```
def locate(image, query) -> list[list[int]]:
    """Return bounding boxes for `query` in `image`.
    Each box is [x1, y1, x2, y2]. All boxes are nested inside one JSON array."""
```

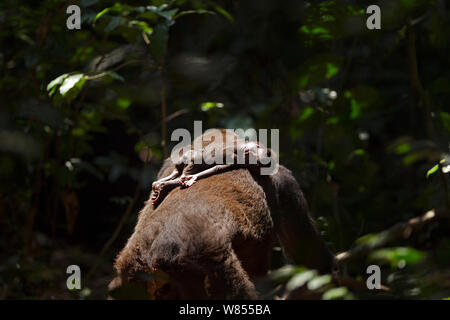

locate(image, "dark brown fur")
[[109, 131, 334, 299]]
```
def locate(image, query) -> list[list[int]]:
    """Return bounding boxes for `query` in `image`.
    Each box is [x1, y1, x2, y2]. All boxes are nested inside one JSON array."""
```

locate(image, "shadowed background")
[[0, 0, 449, 299]]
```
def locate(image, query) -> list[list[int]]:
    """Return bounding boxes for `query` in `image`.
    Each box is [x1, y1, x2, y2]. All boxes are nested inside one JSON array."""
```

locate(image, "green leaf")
[[204, 0, 233, 22], [307, 274, 332, 291], [159, 9, 179, 20], [59, 73, 85, 96], [350, 98, 360, 119], [134, 141, 148, 153], [326, 63, 339, 78], [395, 143, 411, 155], [93, 3, 134, 26], [355, 232, 388, 247], [117, 98, 131, 109], [47, 73, 69, 96], [328, 161, 335, 170], [426, 164, 439, 178], [327, 116, 339, 124], [347, 86, 379, 119], [295, 54, 343, 89], [369, 247, 426, 268], [271, 265, 303, 282], [149, 23, 169, 63], [93, 8, 110, 24], [286, 270, 317, 291], [298, 107, 314, 122], [174, 9, 216, 20], [128, 20, 153, 35], [323, 287, 349, 300], [300, 25, 334, 40], [213, 6, 233, 22]]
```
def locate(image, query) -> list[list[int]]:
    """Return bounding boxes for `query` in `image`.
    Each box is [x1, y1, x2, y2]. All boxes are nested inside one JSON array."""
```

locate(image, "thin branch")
[[165, 108, 189, 123], [336, 209, 444, 264], [85, 59, 152, 80]]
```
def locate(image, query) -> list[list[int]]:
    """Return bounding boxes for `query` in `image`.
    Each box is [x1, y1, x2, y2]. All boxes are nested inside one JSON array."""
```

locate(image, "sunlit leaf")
[[296, 54, 343, 89], [307, 274, 332, 291], [327, 116, 339, 124], [286, 270, 317, 291], [128, 20, 153, 35], [298, 107, 314, 121], [207, 1, 234, 22], [326, 63, 339, 78], [47, 73, 69, 96], [426, 164, 439, 178], [201, 102, 224, 111], [117, 98, 131, 109], [395, 143, 411, 154], [323, 287, 349, 300], [355, 232, 388, 247], [369, 247, 426, 269], [93, 8, 110, 24], [300, 25, 334, 40], [271, 265, 304, 282], [350, 99, 360, 119], [59, 73, 85, 96]]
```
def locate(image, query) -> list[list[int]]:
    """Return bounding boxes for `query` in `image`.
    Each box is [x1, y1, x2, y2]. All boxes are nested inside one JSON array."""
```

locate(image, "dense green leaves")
[[426, 164, 439, 178], [369, 247, 426, 269]]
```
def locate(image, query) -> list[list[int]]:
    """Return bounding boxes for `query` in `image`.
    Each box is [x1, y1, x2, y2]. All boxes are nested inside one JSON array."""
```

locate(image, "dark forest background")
[[0, 0, 449, 299]]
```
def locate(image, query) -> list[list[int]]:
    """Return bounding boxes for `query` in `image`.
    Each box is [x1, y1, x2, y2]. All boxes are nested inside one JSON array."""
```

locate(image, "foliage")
[[0, 0, 449, 299]]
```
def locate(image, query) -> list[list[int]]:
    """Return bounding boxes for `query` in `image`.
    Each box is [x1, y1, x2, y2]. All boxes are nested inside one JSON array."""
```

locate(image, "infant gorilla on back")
[[150, 129, 277, 207]]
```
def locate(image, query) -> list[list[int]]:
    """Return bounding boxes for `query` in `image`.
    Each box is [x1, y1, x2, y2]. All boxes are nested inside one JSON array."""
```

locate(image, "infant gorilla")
[[151, 140, 275, 207]]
